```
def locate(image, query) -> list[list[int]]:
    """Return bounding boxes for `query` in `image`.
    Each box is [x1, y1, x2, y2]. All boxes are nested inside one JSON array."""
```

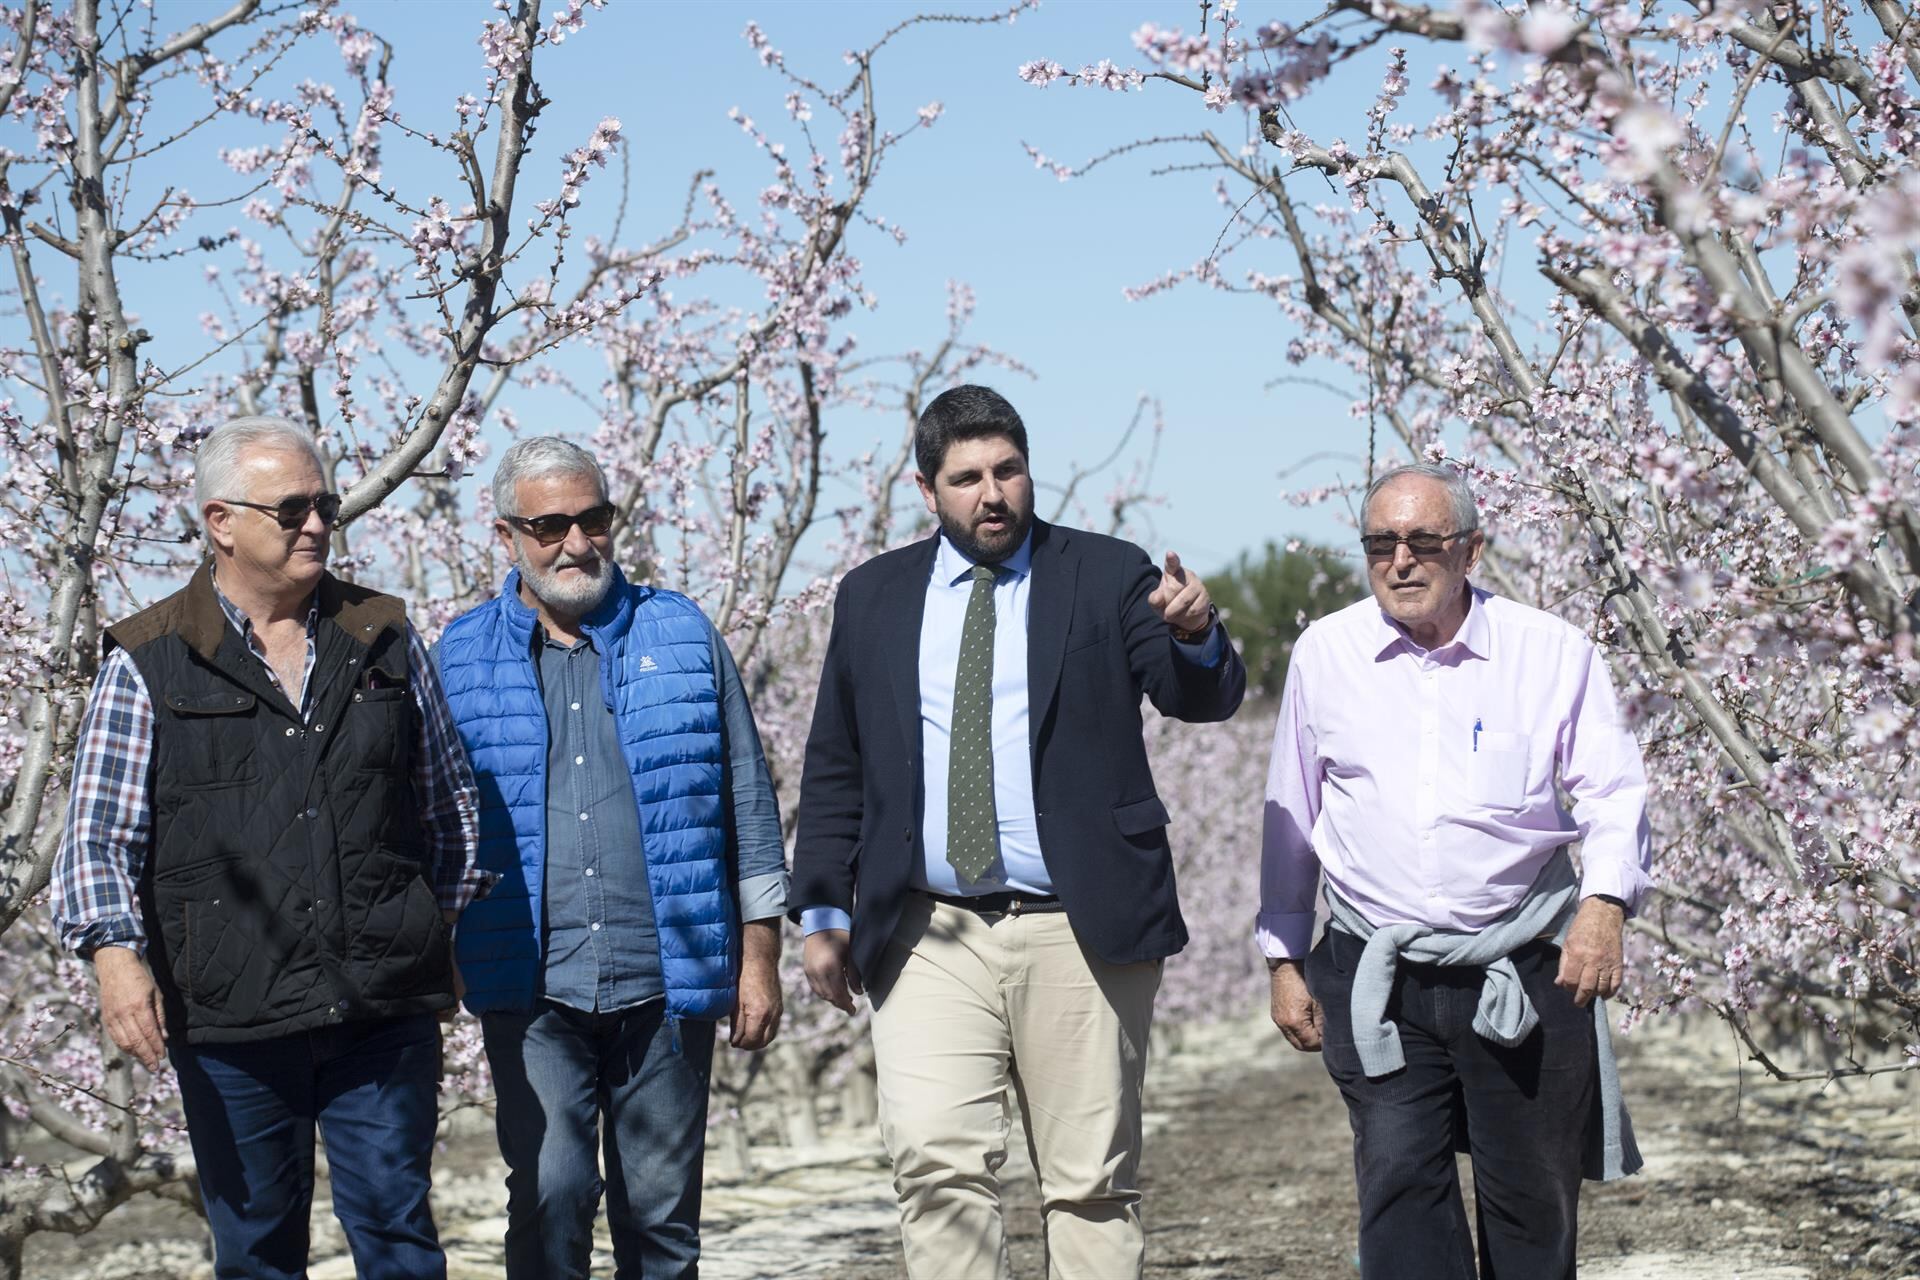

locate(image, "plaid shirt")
[[52, 583, 484, 957]]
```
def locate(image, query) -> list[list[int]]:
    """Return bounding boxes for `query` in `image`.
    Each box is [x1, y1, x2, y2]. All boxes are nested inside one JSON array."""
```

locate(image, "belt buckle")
[[1007, 896, 1023, 918]]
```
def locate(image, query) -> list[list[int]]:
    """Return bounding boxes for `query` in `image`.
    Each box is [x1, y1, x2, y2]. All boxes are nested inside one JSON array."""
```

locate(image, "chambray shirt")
[[802, 529, 1224, 935], [537, 623, 787, 1013]]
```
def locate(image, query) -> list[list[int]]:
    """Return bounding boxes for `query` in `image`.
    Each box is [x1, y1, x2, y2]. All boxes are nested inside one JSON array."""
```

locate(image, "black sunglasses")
[[504, 502, 617, 546], [221, 492, 342, 530], [1359, 529, 1471, 558]]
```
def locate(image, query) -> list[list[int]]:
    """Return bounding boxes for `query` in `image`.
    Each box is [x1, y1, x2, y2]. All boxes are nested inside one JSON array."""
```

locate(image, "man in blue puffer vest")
[[437, 437, 788, 1280]]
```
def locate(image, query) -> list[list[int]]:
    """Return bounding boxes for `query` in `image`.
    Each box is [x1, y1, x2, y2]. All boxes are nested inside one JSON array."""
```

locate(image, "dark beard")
[[938, 505, 1032, 566]]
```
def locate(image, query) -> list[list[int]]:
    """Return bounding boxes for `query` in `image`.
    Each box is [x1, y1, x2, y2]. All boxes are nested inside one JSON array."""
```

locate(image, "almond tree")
[[0, 1, 599, 1258], [0, 0, 1029, 1263], [1025, 0, 1920, 1079]]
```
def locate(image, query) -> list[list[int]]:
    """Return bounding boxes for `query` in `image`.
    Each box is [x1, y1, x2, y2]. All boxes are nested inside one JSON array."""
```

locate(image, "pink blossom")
[[1017, 59, 1065, 86]]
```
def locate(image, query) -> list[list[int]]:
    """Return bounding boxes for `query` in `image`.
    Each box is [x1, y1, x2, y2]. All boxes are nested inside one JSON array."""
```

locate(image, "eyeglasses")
[[220, 492, 342, 530], [1359, 529, 1472, 558], [503, 503, 617, 546]]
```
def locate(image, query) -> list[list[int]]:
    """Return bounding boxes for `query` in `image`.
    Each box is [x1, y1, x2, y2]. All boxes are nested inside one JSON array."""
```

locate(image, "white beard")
[[518, 548, 614, 614]]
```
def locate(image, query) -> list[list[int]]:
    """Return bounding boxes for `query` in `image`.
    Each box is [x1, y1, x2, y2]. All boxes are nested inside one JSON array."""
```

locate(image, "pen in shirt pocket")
[[1473, 717, 1481, 752]]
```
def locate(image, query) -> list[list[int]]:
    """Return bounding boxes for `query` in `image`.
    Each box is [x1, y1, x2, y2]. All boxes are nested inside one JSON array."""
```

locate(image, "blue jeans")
[[481, 999, 716, 1280], [1308, 930, 1595, 1280], [169, 1013, 444, 1280]]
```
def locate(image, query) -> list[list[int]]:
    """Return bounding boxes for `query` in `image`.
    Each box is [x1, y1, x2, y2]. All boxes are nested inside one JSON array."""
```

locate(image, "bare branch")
[[338, 0, 546, 524]]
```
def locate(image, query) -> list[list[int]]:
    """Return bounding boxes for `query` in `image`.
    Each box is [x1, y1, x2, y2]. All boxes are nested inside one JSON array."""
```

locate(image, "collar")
[[209, 569, 319, 643], [1371, 582, 1493, 661], [934, 525, 1035, 587], [534, 621, 601, 654]]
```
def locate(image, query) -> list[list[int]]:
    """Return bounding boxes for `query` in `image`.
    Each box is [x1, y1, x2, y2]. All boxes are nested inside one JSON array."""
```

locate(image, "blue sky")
[[15, 1, 1404, 575], [432, 0, 1381, 570]]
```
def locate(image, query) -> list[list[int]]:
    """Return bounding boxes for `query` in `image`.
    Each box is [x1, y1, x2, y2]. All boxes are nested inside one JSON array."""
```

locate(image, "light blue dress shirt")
[[802, 529, 1223, 935]]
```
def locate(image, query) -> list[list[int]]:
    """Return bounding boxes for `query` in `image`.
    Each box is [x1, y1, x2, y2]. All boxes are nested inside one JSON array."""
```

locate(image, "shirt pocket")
[[1468, 730, 1530, 810]]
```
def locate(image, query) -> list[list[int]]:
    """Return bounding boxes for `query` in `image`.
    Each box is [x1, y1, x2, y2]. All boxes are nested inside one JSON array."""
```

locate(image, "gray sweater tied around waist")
[[1324, 846, 1642, 1182]]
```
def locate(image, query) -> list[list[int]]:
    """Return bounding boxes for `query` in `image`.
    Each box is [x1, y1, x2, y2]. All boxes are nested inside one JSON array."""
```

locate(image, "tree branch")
[[338, 0, 545, 524]]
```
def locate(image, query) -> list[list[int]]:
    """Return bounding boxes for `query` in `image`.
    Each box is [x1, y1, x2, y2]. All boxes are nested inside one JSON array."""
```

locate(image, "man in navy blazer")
[[793, 385, 1246, 1278]]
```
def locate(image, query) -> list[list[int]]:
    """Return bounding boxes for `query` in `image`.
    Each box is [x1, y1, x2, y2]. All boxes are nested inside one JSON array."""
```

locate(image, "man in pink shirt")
[[1263, 462, 1650, 1280]]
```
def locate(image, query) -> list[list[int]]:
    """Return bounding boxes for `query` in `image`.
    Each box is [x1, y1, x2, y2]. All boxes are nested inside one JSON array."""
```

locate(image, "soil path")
[[24, 1019, 1920, 1279], [746, 1019, 1920, 1280]]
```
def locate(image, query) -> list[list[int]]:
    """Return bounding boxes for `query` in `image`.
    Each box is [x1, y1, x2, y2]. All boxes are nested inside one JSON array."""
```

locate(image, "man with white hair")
[[1262, 461, 1650, 1279], [436, 436, 787, 1280], [52, 415, 483, 1279]]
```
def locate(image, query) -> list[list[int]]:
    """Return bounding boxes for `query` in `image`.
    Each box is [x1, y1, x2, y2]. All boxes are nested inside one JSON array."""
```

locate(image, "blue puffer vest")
[[437, 568, 736, 1020]]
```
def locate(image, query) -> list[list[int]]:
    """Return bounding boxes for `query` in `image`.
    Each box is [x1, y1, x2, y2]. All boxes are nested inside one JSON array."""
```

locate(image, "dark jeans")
[[169, 1013, 444, 1280], [481, 999, 716, 1280], [1308, 929, 1595, 1280]]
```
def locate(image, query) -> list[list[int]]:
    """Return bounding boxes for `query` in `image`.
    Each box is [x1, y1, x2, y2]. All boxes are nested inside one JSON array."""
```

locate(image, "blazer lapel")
[[1025, 519, 1075, 748], [887, 533, 940, 755]]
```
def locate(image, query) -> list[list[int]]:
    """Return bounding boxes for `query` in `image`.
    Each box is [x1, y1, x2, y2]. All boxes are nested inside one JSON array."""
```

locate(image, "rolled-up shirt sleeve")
[[409, 625, 487, 914], [1557, 637, 1653, 912], [53, 650, 156, 957], [713, 628, 789, 923], [1257, 632, 1324, 959]]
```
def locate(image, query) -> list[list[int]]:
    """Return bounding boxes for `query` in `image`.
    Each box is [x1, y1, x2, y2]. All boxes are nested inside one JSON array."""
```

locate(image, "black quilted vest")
[[107, 565, 454, 1044]]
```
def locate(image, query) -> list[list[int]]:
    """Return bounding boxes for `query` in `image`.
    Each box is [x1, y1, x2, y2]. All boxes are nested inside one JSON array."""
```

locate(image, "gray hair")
[[1360, 462, 1479, 533], [491, 436, 609, 518], [193, 416, 327, 523]]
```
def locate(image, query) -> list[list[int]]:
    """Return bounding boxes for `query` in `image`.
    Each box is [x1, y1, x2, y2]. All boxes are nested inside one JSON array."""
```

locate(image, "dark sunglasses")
[[504, 502, 617, 546], [1359, 529, 1470, 558], [221, 492, 342, 530]]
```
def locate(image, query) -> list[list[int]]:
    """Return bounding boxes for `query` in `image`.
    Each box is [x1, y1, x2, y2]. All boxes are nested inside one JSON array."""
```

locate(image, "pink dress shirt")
[[1258, 585, 1651, 959]]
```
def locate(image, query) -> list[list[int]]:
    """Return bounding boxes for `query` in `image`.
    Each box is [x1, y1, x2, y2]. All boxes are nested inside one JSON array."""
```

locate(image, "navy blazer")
[[791, 519, 1247, 990]]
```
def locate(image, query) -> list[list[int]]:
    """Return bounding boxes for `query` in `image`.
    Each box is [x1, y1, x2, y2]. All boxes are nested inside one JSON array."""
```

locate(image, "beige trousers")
[[870, 896, 1162, 1279]]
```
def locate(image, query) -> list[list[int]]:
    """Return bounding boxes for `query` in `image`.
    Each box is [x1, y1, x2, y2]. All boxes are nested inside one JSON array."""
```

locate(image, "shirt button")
[[590, 922, 602, 931], [313, 723, 326, 733], [304, 807, 319, 820], [575, 755, 585, 765], [1428, 889, 1441, 899], [571, 701, 581, 711], [285, 727, 297, 738], [579, 812, 589, 821], [313, 898, 327, 910], [585, 868, 596, 877]]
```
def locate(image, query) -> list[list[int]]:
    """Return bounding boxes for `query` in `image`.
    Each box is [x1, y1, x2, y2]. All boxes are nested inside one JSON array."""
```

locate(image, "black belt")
[[922, 890, 1064, 917]]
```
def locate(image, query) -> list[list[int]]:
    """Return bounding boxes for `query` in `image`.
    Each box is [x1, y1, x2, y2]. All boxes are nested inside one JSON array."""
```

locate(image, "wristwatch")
[[1170, 604, 1218, 645]]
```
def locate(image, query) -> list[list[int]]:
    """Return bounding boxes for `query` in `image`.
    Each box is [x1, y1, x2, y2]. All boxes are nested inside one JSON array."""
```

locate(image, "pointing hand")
[[1147, 551, 1212, 637]]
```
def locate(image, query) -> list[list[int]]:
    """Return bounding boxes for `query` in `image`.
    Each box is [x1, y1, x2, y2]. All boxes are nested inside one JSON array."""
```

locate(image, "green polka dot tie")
[[947, 563, 1001, 883]]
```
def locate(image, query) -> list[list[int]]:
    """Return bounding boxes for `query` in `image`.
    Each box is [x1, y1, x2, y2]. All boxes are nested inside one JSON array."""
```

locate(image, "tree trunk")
[[712, 1105, 754, 1179], [775, 1043, 821, 1149], [841, 1035, 878, 1128]]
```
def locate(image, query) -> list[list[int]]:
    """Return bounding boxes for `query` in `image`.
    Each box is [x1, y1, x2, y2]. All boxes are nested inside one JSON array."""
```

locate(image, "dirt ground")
[[821, 1018, 1920, 1280], [24, 1016, 1920, 1279]]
